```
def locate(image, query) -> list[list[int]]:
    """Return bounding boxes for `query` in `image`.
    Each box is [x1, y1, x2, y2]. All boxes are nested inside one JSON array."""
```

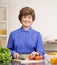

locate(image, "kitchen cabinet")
[[0, 5, 8, 47]]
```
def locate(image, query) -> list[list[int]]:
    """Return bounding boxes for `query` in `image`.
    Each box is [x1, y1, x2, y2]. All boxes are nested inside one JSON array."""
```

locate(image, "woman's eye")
[[23, 16, 26, 18], [28, 17, 31, 19]]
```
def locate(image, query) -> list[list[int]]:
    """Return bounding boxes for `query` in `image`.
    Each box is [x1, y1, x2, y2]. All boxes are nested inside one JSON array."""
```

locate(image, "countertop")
[[0, 60, 54, 65]]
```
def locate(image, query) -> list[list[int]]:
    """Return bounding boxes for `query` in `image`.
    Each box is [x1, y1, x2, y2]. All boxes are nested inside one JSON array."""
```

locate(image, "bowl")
[[44, 52, 57, 62]]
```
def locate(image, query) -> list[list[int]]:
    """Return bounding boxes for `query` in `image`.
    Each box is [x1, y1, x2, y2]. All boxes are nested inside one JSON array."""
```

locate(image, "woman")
[[7, 7, 45, 59]]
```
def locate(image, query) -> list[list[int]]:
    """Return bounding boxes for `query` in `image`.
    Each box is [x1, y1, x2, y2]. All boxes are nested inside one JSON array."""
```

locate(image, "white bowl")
[[44, 54, 57, 62]]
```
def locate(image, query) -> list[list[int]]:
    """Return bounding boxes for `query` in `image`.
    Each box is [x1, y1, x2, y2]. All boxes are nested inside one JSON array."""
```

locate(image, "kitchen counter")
[[0, 60, 54, 65]]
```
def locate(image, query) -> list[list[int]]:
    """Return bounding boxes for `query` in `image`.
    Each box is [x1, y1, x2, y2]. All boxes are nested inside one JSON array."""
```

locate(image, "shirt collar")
[[20, 26, 32, 32]]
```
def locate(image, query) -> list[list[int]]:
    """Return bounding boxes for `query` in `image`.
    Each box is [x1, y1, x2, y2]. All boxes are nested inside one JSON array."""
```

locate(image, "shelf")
[[0, 20, 7, 23], [44, 40, 57, 44], [0, 6, 7, 20], [0, 35, 7, 37], [44, 50, 57, 53]]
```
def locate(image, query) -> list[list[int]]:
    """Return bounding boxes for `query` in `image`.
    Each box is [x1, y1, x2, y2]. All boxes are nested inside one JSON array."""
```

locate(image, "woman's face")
[[21, 15, 33, 28]]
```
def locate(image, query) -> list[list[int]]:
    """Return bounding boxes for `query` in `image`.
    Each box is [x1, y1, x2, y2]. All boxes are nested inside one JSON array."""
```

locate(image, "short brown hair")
[[18, 7, 35, 22]]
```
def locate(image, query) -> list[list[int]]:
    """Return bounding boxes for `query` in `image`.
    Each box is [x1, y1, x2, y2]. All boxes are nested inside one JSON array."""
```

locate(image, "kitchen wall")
[[10, 0, 57, 41], [0, 0, 57, 40], [0, 0, 57, 51]]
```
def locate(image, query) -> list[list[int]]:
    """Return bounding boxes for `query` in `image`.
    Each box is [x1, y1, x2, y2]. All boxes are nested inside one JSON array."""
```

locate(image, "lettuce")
[[0, 47, 12, 63]]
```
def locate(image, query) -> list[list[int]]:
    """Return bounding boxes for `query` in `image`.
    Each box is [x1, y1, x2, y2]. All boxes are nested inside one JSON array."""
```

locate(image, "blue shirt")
[[7, 26, 45, 58]]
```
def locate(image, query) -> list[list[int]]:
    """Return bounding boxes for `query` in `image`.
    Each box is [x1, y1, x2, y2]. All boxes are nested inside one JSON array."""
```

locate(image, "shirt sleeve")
[[36, 32, 45, 59], [7, 32, 16, 56]]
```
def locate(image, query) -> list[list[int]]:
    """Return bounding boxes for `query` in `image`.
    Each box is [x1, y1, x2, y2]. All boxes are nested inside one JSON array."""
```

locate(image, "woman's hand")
[[30, 51, 39, 58], [13, 52, 20, 59]]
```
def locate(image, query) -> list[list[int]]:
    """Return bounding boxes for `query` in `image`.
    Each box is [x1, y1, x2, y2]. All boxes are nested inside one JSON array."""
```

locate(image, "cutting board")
[[13, 59, 45, 64]]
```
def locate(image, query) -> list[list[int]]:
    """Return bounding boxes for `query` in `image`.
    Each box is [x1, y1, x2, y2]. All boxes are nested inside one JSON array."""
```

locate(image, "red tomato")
[[34, 55, 42, 60], [29, 55, 33, 60]]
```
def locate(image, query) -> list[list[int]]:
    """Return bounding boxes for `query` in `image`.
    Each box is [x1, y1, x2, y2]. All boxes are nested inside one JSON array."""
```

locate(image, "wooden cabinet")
[[0, 5, 8, 47]]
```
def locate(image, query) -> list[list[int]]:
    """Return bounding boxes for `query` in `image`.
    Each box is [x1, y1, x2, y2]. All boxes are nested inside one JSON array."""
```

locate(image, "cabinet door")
[[0, 5, 8, 47]]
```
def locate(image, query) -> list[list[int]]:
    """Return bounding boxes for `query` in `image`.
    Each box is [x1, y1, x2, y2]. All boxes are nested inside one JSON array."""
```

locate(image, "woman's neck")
[[22, 26, 30, 31]]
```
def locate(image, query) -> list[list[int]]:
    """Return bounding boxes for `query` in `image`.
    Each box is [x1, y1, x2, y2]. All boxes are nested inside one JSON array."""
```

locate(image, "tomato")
[[29, 55, 42, 60], [29, 55, 33, 60], [34, 55, 42, 60]]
